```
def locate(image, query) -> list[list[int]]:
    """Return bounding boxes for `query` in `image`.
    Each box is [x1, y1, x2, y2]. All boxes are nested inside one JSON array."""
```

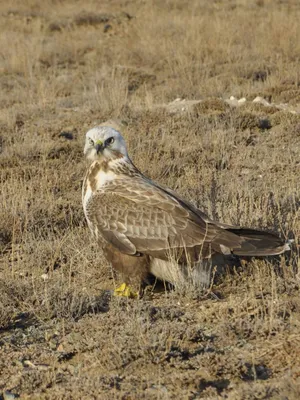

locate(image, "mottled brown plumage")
[[82, 126, 290, 289]]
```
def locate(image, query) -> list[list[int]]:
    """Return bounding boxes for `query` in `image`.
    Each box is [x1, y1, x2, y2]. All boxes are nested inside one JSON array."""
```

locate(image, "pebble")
[[253, 96, 270, 106], [41, 273, 49, 281]]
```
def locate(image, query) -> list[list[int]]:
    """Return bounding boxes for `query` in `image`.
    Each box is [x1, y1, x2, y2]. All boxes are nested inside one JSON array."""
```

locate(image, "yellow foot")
[[113, 283, 139, 299]]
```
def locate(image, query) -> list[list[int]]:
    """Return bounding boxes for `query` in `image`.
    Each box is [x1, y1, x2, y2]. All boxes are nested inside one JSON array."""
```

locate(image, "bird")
[[82, 126, 291, 297]]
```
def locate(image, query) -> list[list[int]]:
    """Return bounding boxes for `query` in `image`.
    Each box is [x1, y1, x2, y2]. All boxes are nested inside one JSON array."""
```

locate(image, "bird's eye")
[[89, 138, 94, 146], [105, 137, 114, 146]]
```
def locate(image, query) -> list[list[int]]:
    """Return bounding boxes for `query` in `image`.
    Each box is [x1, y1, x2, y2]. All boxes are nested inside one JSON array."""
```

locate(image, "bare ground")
[[0, 0, 300, 399]]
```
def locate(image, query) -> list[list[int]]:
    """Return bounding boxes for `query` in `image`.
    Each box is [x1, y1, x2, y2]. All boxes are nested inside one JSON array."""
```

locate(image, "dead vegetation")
[[0, 0, 299, 398]]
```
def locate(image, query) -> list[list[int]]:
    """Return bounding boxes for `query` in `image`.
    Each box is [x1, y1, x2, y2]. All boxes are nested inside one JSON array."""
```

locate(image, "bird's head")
[[84, 126, 129, 162]]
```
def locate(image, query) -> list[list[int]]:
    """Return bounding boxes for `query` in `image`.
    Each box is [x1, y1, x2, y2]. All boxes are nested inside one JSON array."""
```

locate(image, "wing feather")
[[84, 161, 288, 261], [85, 176, 230, 258]]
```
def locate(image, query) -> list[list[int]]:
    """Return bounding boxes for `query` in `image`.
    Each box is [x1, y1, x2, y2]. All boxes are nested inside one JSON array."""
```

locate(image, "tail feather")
[[225, 227, 290, 256]]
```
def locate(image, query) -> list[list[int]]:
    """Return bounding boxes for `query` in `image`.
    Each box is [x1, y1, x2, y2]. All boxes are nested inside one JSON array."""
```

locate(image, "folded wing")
[[85, 177, 252, 260]]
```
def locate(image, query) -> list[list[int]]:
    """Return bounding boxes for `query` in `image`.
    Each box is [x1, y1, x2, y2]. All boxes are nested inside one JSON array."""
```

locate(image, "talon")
[[113, 283, 139, 298]]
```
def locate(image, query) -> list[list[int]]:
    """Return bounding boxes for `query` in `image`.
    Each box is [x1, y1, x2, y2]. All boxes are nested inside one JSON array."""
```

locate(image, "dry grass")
[[0, 0, 300, 398]]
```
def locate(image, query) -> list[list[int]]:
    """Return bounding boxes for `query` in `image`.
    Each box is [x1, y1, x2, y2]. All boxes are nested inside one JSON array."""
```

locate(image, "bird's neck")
[[87, 155, 139, 185]]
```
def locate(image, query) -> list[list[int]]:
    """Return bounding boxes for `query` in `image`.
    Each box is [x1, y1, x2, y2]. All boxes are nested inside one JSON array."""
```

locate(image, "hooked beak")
[[95, 140, 104, 154]]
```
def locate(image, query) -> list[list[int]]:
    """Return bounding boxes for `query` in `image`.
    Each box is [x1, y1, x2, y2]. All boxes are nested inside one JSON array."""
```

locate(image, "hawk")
[[82, 126, 290, 297]]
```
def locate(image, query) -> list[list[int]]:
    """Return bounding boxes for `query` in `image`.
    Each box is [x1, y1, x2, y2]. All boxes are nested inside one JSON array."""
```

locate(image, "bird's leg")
[[113, 283, 139, 298]]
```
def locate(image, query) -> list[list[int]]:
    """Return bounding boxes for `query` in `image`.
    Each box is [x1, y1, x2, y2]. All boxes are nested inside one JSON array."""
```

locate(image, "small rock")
[[277, 103, 289, 110], [41, 273, 49, 281], [225, 96, 239, 106], [253, 96, 270, 106], [23, 360, 36, 368], [57, 343, 64, 352]]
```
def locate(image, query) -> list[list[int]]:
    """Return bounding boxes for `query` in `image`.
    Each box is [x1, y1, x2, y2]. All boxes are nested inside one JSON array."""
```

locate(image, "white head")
[[84, 126, 129, 162]]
